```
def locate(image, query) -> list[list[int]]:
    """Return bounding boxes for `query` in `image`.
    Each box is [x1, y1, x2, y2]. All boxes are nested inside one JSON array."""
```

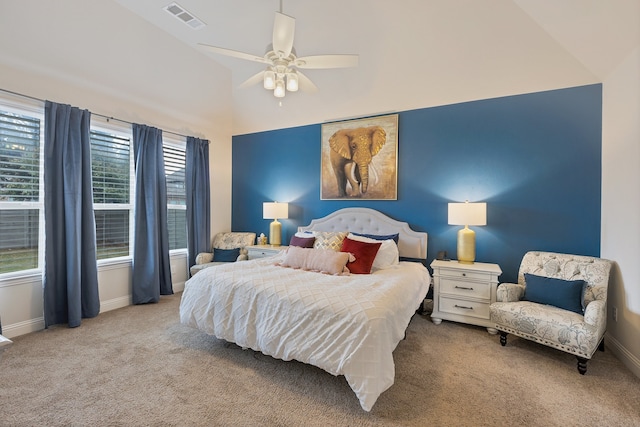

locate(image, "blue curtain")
[[186, 137, 210, 274], [132, 124, 173, 304], [43, 101, 100, 328]]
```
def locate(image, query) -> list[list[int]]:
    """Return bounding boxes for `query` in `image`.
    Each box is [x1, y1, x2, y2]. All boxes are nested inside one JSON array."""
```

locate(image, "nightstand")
[[430, 259, 502, 333], [247, 245, 288, 260]]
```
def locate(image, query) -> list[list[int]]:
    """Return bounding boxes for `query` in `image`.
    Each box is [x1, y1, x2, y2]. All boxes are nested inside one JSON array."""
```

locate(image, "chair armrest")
[[584, 299, 606, 327], [496, 283, 525, 302], [195, 252, 214, 265]]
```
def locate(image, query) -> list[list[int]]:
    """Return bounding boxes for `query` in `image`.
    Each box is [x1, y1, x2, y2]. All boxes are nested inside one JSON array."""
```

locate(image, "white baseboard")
[[606, 332, 640, 378], [2, 317, 45, 339], [100, 295, 132, 313]]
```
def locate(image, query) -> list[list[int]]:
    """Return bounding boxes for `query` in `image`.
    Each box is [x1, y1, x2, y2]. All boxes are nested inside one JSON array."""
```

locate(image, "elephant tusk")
[[350, 162, 358, 187]]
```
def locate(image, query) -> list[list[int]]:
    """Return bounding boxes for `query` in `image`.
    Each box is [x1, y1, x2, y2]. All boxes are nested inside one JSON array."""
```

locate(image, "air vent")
[[164, 2, 205, 30]]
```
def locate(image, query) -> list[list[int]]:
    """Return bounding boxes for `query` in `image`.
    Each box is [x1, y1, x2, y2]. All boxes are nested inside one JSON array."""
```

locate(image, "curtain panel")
[[43, 101, 100, 328], [132, 124, 173, 303], [186, 136, 210, 274]]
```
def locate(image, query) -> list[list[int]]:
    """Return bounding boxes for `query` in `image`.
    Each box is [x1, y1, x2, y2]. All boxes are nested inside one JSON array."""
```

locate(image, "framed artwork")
[[321, 113, 398, 200]]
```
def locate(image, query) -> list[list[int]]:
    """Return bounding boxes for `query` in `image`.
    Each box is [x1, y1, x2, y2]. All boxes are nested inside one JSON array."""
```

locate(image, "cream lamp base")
[[457, 225, 476, 264], [269, 219, 282, 246]]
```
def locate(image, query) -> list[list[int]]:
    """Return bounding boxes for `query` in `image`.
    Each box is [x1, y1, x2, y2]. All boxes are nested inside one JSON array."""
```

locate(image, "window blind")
[[164, 143, 187, 250], [90, 130, 132, 260], [0, 109, 41, 274], [0, 111, 40, 202]]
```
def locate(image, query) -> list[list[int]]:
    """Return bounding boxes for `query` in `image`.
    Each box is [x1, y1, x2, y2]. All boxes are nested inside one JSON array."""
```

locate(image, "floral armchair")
[[489, 251, 613, 374], [190, 232, 256, 276]]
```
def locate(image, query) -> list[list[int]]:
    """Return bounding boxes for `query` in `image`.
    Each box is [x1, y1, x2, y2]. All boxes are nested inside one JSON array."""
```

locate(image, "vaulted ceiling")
[[1, 1, 637, 136], [114, 0, 638, 135]]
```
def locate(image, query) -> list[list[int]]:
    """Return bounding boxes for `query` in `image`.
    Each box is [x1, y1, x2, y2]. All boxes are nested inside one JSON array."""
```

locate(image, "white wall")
[[0, 0, 233, 338], [601, 46, 640, 376]]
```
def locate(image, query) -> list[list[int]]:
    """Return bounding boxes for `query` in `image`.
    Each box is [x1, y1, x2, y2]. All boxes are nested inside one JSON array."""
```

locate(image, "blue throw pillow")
[[523, 273, 586, 314], [351, 232, 399, 244], [213, 247, 241, 262]]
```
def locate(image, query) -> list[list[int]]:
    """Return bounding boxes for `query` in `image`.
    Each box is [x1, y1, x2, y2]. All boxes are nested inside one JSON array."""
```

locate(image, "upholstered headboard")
[[298, 208, 428, 259]]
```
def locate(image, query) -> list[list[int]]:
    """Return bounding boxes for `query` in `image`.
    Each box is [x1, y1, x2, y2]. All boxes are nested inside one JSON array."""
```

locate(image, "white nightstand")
[[430, 259, 502, 333], [247, 245, 288, 260]]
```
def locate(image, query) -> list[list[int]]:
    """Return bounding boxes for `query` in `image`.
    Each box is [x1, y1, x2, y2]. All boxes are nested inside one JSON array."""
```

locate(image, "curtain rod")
[[0, 87, 198, 140]]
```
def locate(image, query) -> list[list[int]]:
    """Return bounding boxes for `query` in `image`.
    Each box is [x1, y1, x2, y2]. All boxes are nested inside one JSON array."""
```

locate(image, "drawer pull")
[[455, 285, 474, 291], [454, 304, 474, 310]]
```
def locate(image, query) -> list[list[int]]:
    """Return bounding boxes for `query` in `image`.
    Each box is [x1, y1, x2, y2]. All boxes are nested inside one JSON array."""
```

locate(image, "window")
[[163, 139, 187, 251], [90, 126, 133, 261], [0, 106, 43, 275]]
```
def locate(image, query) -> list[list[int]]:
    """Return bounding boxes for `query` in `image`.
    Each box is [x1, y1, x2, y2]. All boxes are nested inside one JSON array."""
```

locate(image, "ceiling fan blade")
[[198, 43, 268, 64], [297, 71, 318, 93], [238, 70, 265, 89], [295, 54, 359, 69], [272, 12, 295, 57]]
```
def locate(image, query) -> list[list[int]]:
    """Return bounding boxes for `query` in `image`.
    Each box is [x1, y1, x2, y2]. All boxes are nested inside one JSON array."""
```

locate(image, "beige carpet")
[[1, 293, 639, 427]]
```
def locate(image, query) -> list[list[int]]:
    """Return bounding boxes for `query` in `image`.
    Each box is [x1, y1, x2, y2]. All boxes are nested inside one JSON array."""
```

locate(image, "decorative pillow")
[[289, 235, 316, 248], [279, 246, 353, 275], [523, 273, 586, 314], [351, 232, 400, 245], [347, 233, 399, 270], [213, 247, 241, 262], [341, 237, 382, 274], [313, 231, 348, 251]]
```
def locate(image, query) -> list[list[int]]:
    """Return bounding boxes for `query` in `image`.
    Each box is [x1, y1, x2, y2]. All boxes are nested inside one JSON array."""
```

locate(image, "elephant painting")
[[320, 113, 398, 200], [329, 125, 387, 197]]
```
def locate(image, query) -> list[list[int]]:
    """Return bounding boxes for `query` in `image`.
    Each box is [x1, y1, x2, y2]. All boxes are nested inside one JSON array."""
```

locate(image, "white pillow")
[[347, 233, 399, 270], [295, 230, 316, 238]]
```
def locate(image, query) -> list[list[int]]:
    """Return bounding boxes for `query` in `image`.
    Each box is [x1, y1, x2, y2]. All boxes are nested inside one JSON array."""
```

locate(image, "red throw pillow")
[[340, 237, 382, 274]]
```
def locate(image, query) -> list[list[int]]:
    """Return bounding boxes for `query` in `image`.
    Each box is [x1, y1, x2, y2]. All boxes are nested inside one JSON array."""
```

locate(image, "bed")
[[179, 207, 430, 411]]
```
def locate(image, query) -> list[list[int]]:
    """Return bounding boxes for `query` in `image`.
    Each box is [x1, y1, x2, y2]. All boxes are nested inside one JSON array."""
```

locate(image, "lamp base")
[[269, 219, 282, 246], [457, 226, 476, 264]]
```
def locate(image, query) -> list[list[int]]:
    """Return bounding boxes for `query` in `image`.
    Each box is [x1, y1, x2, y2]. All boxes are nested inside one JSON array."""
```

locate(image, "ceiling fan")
[[198, 1, 359, 99]]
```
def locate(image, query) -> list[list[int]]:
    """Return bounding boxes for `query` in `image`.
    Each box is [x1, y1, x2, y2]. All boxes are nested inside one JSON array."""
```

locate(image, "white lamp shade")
[[286, 71, 299, 92], [448, 202, 487, 226], [263, 202, 289, 220], [263, 69, 275, 90], [274, 79, 285, 98]]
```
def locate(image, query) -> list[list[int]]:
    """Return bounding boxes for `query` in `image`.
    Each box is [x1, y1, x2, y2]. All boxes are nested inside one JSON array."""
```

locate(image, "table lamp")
[[448, 201, 486, 264], [263, 202, 288, 246]]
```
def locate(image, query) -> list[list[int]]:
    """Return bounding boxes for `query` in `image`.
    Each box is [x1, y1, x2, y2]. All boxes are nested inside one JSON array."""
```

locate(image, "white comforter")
[[179, 253, 431, 411]]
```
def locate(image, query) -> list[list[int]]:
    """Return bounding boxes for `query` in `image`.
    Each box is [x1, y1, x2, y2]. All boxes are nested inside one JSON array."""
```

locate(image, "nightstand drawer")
[[438, 268, 489, 281], [438, 296, 490, 320], [248, 249, 276, 259], [247, 245, 287, 260], [440, 278, 490, 299]]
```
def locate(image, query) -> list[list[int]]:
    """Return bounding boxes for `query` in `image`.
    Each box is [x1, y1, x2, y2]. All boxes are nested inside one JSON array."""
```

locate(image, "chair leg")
[[499, 331, 508, 346], [598, 339, 605, 352], [577, 357, 588, 375]]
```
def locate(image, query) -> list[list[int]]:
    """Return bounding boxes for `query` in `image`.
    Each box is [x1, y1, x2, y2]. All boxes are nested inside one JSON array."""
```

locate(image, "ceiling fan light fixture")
[[274, 78, 286, 98], [286, 71, 298, 92], [199, 5, 359, 100], [263, 69, 276, 90]]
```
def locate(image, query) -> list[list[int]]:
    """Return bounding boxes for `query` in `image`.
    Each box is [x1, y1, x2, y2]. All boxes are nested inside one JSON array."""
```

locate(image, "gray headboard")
[[298, 207, 428, 259]]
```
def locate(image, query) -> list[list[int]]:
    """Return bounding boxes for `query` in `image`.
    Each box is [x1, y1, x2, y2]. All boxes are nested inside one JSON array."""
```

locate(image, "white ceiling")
[[3, 1, 638, 136]]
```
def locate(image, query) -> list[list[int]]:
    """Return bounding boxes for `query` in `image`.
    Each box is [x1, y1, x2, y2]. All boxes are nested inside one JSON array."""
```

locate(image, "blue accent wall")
[[232, 84, 602, 282]]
